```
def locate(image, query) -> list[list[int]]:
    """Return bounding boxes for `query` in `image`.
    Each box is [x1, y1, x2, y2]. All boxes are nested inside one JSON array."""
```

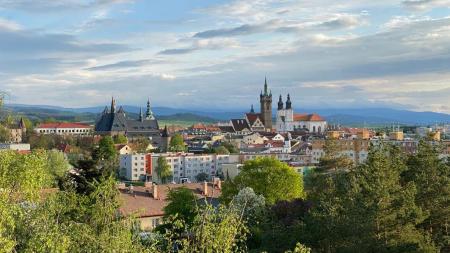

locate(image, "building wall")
[[0, 143, 31, 151], [242, 133, 265, 145], [139, 216, 163, 231], [35, 127, 91, 136], [120, 154, 147, 181], [276, 109, 326, 133]]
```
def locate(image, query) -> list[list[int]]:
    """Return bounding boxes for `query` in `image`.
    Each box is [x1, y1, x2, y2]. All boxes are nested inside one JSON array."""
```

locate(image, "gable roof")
[[245, 113, 262, 126], [37, 122, 91, 129], [293, 113, 325, 122], [119, 183, 221, 218], [95, 111, 159, 133], [231, 119, 251, 132]]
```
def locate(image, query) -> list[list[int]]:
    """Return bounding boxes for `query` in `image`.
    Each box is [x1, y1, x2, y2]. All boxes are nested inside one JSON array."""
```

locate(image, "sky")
[[0, 0, 450, 113]]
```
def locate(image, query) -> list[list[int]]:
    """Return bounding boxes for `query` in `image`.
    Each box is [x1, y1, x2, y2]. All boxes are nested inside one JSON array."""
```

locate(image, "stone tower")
[[161, 125, 171, 152], [260, 77, 272, 130]]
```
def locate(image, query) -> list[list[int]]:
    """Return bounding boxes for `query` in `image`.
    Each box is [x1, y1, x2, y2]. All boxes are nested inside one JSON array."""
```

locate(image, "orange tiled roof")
[[119, 183, 221, 218], [293, 113, 325, 122], [245, 113, 261, 125], [36, 122, 91, 129]]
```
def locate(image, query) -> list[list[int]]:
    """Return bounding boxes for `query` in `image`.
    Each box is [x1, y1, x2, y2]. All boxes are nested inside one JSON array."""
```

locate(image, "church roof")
[[95, 110, 159, 133], [218, 126, 235, 133], [231, 119, 251, 132], [245, 113, 262, 125], [293, 113, 325, 122]]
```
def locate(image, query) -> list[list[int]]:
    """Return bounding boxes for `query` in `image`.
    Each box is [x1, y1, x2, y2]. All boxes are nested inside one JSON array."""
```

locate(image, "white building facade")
[[35, 123, 92, 136], [275, 94, 327, 134]]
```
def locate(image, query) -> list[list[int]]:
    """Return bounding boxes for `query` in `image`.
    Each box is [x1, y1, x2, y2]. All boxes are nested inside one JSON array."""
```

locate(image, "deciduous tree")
[[156, 156, 172, 184], [169, 133, 186, 152], [221, 157, 304, 205]]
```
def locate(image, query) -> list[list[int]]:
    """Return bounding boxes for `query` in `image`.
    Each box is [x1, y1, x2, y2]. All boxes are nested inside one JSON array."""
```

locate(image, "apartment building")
[[120, 153, 240, 183], [311, 139, 370, 164], [119, 153, 152, 181], [35, 122, 92, 136]]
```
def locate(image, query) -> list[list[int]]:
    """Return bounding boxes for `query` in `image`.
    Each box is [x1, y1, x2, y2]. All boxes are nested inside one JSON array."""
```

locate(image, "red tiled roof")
[[36, 122, 91, 129], [265, 140, 285, 148], [192, 123, 206, 129], [293, 113, 325, 122], [119, 183, 221, 218], [245, 113, 261, 125], [191, 124, 220, 132]]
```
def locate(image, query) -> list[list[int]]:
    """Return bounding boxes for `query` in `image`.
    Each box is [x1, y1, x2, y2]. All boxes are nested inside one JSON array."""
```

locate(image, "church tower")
[[260, 77, 272, 130]]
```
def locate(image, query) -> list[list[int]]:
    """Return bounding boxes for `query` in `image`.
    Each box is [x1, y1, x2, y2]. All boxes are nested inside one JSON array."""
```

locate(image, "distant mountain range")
[[4, 104, 450, 126]]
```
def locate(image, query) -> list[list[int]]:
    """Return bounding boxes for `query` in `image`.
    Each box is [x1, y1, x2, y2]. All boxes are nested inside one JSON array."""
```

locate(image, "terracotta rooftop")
[[119, 182, 222, 218], [245, 113, 261, 125], [36, 122, 92, 129], [293, 113, 325, 122]]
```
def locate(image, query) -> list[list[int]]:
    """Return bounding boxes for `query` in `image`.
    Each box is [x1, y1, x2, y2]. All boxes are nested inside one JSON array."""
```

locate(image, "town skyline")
[[1, 1, 450, 113]]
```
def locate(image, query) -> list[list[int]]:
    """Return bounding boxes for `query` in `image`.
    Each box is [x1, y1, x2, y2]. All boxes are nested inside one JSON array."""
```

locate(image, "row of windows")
[[39, 129, 90, 133]]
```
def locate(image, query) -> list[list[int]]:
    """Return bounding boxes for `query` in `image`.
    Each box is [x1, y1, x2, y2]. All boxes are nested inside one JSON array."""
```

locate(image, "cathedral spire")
[[118, 106, 125, 114], [139, 107, 144, 121], [250, 104, 255, 113], [110, 97, 116, 113], [146, 98, 155, 120], [286, 93, 292, 110], [18, 117, 26, 129], [264, 76, 268, 96], [278, 95, 284, 110], [162, 125, 169, 137]]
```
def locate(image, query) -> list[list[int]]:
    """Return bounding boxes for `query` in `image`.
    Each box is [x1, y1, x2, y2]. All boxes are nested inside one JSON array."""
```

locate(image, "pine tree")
[[306, 144, 437, 252], [404, 141, 450, 250]]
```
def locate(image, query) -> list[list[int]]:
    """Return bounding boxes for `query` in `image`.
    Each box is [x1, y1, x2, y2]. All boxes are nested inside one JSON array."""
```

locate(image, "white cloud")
[[0, 18, 21, 31], [402, 0, 450, 11]]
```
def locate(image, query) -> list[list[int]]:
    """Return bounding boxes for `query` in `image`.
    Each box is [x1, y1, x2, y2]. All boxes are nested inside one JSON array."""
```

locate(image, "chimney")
[[152, 184, 159, 200], [202, 181, 208, 196]]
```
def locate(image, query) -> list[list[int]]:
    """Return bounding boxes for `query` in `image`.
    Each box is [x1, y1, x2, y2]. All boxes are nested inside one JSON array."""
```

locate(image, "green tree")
[[130, 137, 151, 153], [0, 151, 53, 252], [195, 172, 209, 182], [163, 187, 198, 225], [214, 145, 230, 155], [305, 144, 436, 252], [404, 141, 450, 250], [231, 187, 265, 224], [94, 136, 116, 161], [113, 134, 128, 144], [185, 204, 248, 253], [21, 116, 33, 130], [46, 150, 71, 187], [68, 158, 114, 195], [286, 243, 312, 253], [0, 124, 10, 142], [221, 157, 304, 205], [156, 156, 172, 184], [169, 133, 186, 152], [222, 141, 238, 154], [316, 138, 353, 173]]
